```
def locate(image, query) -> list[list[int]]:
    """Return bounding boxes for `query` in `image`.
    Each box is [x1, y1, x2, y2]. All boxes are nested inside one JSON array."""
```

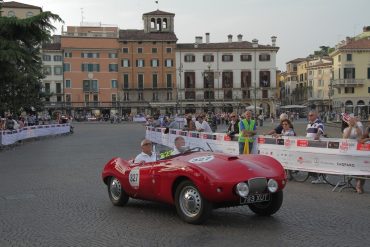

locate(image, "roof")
[[42, 43, 61, 50], [339, 37, 370, 50], [177, 41, 279, 51], [119, 29, 177, 41], [2, 1, 42, 10], [143, 9, 175, 16], [286, 58, 306, 64]]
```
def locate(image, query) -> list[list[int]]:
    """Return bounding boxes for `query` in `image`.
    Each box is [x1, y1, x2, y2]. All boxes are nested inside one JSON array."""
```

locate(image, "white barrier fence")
[[0, 124, 71, 146], [145, 127, 370, 176]]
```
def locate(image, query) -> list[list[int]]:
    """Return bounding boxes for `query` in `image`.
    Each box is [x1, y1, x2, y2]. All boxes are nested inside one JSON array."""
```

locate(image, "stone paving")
[[0, 122, 369, 247]]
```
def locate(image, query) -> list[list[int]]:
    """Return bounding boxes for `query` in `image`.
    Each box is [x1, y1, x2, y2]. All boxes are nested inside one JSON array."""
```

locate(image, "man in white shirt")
[[172, 136, 186, 155], [195, 115, 212, 133], [134, 139, 157, 163]]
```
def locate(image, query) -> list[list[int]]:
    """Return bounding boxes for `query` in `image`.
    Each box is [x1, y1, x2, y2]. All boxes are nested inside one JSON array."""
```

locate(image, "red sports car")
[[102, 149, 287, 224]]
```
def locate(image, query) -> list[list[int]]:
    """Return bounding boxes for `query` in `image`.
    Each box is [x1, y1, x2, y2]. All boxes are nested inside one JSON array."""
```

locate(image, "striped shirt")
[[306, 119, 324, 138]]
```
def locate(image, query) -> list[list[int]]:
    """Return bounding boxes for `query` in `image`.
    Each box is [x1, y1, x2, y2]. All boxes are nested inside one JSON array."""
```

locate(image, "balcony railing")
[[332, 79, 365, 87]]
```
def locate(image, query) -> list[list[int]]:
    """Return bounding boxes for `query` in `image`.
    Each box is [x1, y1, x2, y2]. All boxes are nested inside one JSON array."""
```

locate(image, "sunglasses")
[[142, 143, 152, 146], [282, 123, 289, 126]]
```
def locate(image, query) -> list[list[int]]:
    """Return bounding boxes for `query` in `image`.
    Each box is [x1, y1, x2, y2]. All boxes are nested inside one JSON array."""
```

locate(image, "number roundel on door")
[[129, 167, 140, 188]]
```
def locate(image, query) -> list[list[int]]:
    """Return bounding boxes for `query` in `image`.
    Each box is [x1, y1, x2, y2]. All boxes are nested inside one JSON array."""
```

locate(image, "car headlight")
[[267, 179, 278, 193], [235, 182, 249, 197]]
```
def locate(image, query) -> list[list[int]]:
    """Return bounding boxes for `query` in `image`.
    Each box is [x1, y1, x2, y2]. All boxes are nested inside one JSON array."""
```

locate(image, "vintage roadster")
[[102, 149, 287, 224]]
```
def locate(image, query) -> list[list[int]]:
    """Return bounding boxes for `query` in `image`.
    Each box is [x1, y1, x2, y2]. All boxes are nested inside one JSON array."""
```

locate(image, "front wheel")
[[248, 191, 283, 216], [108, 176, 129, 206], [175, 180, 212, 224]]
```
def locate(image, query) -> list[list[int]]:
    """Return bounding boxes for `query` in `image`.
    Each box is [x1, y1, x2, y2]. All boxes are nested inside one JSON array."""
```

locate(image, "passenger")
[[238, 110, 257, 154], [342, 114, 364, 194], [134, 139, 157, 163], [172, 136, 186, 155]]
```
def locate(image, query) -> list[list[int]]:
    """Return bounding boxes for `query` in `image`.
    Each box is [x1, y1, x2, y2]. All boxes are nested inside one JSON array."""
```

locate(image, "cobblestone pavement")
[[0, 122, 369, 247]]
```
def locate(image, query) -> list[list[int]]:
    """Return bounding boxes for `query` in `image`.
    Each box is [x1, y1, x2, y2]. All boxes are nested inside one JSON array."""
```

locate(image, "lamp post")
[[202, 63, 212, 112], [177, 63, 183, 114]]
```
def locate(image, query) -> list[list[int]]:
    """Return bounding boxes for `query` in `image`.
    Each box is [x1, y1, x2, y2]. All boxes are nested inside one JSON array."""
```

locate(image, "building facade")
[[1, 1, 41, 18], [330, 27, 370, 119], [282, 58, 305, 106], [176, 35, 279, 115]]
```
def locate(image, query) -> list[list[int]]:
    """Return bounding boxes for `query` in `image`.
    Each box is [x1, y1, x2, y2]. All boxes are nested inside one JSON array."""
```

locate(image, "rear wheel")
[[175, 180, 212, 224], [108, 176, 129, 206], [248, 191, 283, 216], [322, 174, 342, 187], [289, 170, 310, 182]]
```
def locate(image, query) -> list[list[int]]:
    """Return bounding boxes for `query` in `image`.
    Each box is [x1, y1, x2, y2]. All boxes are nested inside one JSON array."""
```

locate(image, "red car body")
[[102, 151, 287, 224]]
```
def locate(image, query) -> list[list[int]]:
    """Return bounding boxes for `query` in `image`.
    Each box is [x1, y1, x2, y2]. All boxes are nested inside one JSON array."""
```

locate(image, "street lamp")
[[177, 63, 183, 114], [252, 39, 258, 118], [202, 63, 213, 112]]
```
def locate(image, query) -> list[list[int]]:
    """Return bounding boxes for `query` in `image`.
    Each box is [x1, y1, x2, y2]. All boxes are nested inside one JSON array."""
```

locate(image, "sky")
[[22, 0, 370, 70]]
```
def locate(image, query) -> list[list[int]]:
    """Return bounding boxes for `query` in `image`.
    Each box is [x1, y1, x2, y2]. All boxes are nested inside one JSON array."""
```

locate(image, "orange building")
[[61, 25, 120, 117], [119, 10, 178, 115]]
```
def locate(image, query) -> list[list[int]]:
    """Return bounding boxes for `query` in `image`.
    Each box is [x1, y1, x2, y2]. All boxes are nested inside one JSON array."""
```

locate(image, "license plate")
[[240, 193, 270, 204]]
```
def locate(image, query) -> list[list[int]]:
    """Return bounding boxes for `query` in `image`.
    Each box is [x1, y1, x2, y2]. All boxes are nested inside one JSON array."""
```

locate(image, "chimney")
[[228, 34, 233, 43], [345, 36, 351, 44], [252, 39, 258, 48], [195, 36, 203, 44], [205, 33, 210, 43], [271, 36, 277, 47], [237, 34, 243, 42]]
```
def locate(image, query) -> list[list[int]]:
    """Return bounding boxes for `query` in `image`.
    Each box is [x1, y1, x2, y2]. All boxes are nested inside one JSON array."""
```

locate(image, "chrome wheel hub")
[[179, 186, 202, 217], [110, 178, 121, 200]]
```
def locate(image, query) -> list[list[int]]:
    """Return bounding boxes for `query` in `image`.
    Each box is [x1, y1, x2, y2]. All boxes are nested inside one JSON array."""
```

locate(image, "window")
[[344, 68, 355, 79], [137, 48, 143, 53], [367, 68, 370, 79], [346, 54, 352, 62], [152, 74, 158, 88], [166, 74, 172, 88], [240, 54, 252, 61], [185, 72, 195, 88], [138, 92, 144, 101], [57, 96, 62, 102], [318, 69, 322, 75], [259, 54, 271, 61], [123, 92, 129, 101], [63, 63, 71, 72], [64, 52, 72, 58], [122, 48, 129, 53], [138, 74, 144, 89], [112, 94, 117, 102], [262, 90, 268, 98], [54, 55, 62, 61], [242, 90, 251, 99], [81, 64, 100, 72], [65, 80, 71, 88], [66, 95, 71, 105], [259, 71, 270, 87], [152, 48, 157, 53], [81, 53, 99, 58], [165, 59, 173, 67], [54, 66, 63, 75], [368, 87, 370, 93], [83, 80, 98, 92], [136, 59, 145, 67], [109, 64, 118, 72], [84, 94, 89, 102], [109, 53, 118, 58], [222, 55, 233, 62], [121, 59, 130, 67], [222, 72, 233, 88], [338, 55, 341, 62], [7, 11, 15, 17], [43, 55, 51, 61], [241, 71, 251, 88], [111, 80, 118, 88], [44, 83, 50, 93], [43, 66, 52, 75], [203, 54, 214, 62], [167, 92, 172, 100], [166, 47, 172, 53], [56, 83, 62, 94], [344, 87, 354, 94], [123, 74, 129, 89], [152, 92, 159, 101], [151, 59, 159, 67], [184, 54, 195, 62], [26, 11, 34, 18]]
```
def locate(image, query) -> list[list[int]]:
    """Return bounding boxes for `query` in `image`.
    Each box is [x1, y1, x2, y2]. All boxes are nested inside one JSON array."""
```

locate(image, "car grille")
[[248, 177, 267, 194]]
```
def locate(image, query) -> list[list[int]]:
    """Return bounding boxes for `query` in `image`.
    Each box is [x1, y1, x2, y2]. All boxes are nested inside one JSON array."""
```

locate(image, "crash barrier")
[[0, 124, 71, 146], [145, 127, 370, 176], [133, 116, 146, 122]]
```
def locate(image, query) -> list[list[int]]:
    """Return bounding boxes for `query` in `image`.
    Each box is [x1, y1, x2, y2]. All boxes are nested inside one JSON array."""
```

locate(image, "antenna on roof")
[[80, 8, 85, 25], [155, 0, 159, 9]]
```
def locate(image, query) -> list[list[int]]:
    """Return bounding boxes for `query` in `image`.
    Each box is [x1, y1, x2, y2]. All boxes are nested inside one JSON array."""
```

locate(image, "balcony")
[[332, 79, 365, 87]]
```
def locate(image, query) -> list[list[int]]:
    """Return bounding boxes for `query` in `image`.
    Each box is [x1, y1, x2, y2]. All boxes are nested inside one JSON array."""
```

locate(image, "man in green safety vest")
[[238, 110, 257, 154]]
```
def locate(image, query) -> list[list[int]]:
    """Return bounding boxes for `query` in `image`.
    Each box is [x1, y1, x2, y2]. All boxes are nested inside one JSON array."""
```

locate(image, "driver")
[[172, 136, 186, 155], [134, 139, 157, 163]]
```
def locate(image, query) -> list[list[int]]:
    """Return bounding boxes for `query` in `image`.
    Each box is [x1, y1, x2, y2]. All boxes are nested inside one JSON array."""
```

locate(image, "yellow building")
[[295, 59, 309, 105], [1, 1, 42, 18], [330, 27, 370, 119]]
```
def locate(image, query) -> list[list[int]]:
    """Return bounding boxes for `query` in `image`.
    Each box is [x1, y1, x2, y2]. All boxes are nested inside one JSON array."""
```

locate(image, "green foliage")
[[0, 11, 63, 115]]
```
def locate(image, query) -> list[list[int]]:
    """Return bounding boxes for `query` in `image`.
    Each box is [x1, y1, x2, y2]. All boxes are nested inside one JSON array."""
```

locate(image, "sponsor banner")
[[0, 124, 71, 145]]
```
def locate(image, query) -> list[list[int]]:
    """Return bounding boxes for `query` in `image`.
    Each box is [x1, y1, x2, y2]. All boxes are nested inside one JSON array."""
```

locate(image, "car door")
[[126, 161, 156, 200]]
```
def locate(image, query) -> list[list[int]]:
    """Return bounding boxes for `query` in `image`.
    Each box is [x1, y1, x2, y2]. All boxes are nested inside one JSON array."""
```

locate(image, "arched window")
[[150, 18, 156, 29], [357, 100, 365, 106], [156, 18, 162, 31], [345, 100, 353, 106], [162, 18, 167, 29], [26, 11, 34, 18], [8, 11, 15, 17]]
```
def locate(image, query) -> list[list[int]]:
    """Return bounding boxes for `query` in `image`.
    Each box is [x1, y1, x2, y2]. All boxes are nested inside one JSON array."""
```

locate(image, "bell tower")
[[143, 10, 175, 33]]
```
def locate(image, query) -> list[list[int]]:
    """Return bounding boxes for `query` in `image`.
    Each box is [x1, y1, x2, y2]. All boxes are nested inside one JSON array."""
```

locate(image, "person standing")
[[238, 111, 257, 154], [195, 115, 212, 133], [226, 112, 239, 138], [306, 110, 325, 184]]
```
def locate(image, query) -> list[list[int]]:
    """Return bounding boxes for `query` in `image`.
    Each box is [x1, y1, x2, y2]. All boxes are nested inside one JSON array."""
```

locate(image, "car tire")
[[175, 180, 212, 224], [108, 176, 129, 206], [248, 191, 283, 216]]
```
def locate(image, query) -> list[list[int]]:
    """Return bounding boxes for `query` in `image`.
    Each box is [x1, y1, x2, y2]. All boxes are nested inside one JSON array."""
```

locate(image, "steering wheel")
[[183, 146, 205, 153]]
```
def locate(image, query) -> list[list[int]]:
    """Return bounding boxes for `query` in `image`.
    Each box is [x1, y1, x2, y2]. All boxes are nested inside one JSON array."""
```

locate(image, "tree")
[[0, 5, 62, 115]]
